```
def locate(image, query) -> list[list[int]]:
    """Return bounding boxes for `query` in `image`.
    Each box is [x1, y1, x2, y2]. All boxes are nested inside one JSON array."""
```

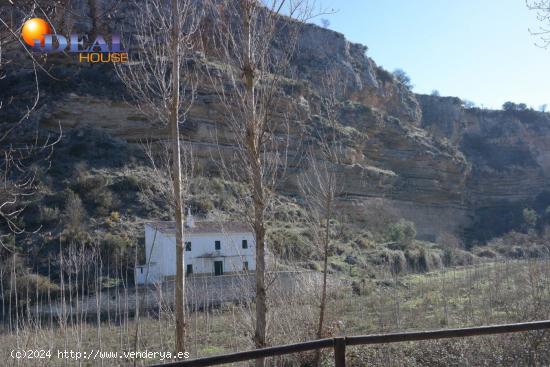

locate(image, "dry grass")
[[0, 259, 549, 366]]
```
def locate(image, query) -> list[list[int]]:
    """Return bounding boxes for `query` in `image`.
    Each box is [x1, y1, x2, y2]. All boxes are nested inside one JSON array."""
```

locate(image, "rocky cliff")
[[418, 95, 550, 241], [2, 1, 550, 244]]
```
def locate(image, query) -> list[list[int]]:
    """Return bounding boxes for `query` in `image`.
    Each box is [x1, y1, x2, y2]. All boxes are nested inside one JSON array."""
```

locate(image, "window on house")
[[243, 261, 249, 271], [215, 240, 221, 250], [186, 264, 193, 275], [242, 239, 248, 249], [140, 268, 143, 274], [185, 241, 192, 251]]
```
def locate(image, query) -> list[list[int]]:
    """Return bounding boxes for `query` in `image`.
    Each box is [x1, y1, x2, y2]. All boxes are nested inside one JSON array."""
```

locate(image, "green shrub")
[[404, 247, 442, 273], [523, 208, 538, 229], [428, 250, 443, 269], [371, 248, 406, 274], [475, 248, 497, 259], [509, 246, 525, 259], [416, 248, 429, 272], [101, 234, 131, 265], [307, 261, 321, 271], [442, 248, 475, 267], [354, 237, 372, 249], [63, 190, 85, 232], [211, 178, 225, 192], [93, 189, 114, 216], [376, 67, 394, 84], [216, 190, 235, 212], [273, 202, 308, 223], [61, 228, 92, 245], [72, 171, 116, 215], [454, 250, 475, 266], [112, 175, 141, 192], [109, 211, 121, 222], [106, 211, 121, 228], [392, 68, 413, 89], [268, 227, 315, 261], [15, 273, 60, 300], [442, 247, 453, 266], [40, 206, 59, 224], [386, 219, 417, 245], [190, 196, 214, 215], [75, 174, 108, 195], [389, 250, 406, 274]]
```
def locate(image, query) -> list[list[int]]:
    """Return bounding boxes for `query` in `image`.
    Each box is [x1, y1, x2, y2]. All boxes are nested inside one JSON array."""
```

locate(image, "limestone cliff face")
[[289, 23, 422, 124], [4, 1, 547, 242], [418, 95, 550, 241], [417, 95, 550, 204]]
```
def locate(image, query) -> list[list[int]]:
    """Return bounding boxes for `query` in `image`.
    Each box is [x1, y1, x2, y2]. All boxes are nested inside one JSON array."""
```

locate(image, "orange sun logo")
[[21, 18, 52, 47]]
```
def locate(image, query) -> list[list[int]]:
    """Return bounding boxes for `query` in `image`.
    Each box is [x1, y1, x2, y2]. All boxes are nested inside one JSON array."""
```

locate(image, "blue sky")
[[319, 0, 550, 109]]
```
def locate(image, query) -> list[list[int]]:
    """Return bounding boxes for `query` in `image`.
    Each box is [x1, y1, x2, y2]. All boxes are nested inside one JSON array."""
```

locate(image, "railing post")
[[334, 337, 346, 367]]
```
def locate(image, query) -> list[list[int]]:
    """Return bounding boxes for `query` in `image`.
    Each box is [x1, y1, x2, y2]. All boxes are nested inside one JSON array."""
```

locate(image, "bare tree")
[[205, 1, 317, 363], [527, 0, 550, 47], [392, 68, 413, 89], [115, 0, 201, 353], [299, 70, 344, 366], [142, 140, 195, 218], [0, 2, 61, 251]]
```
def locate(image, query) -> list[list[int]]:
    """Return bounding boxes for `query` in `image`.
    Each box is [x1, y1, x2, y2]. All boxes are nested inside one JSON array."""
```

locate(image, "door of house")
[[214, 261, 223, 276]]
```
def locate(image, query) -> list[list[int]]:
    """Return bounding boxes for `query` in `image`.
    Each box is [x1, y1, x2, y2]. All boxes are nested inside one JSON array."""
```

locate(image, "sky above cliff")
[[321, 0, 550, 110]]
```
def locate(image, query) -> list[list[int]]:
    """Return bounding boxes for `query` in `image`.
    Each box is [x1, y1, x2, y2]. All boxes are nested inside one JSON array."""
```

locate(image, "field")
[[1, 259, 549, 366]]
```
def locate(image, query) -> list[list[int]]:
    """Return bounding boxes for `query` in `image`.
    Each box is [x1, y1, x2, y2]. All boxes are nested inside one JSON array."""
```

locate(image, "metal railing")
[[151, 320, 550, 367]]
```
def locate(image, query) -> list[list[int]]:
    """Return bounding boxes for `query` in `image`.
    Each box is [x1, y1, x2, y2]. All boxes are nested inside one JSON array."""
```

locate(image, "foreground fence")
[[151, 320, 550, 367]]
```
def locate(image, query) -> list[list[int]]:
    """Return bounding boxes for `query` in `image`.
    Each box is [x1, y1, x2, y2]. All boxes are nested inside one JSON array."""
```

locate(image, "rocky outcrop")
[[418, 95, 550, 241], [417, 95, 550, 204], [289, 23, 421, 123]]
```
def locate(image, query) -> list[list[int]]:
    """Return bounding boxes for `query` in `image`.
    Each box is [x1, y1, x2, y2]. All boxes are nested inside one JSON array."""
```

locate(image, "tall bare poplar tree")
[[207, 1, 316, 364], [299, 70, 344, 366], [115, 0, 201, 353]]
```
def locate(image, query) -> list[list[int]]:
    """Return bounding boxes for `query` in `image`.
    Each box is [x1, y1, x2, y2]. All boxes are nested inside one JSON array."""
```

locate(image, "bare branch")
[[527, 0, 550, 48]]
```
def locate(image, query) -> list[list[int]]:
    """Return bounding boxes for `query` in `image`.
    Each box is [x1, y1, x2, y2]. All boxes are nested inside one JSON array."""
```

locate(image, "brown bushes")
[[404, 247, 443, 273], [474, 247, 498, 259], [372, 245, 447, 274], [14, 274, 60, 300]]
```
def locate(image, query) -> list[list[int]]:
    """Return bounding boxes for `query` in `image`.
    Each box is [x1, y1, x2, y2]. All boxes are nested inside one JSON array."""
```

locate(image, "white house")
[[135, 213, 255, 285]]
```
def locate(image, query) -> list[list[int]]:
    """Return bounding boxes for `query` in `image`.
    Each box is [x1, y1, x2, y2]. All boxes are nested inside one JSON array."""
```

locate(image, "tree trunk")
[[240, 3, 267, 365], [314, 200, 331, 366], [253, 166, 267, 367], [171, 0, 186, 354], [247, 96, 267, 366]]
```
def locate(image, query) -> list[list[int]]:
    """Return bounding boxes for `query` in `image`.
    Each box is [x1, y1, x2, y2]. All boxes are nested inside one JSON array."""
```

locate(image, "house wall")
[[183, 231, 256, 275], [137, 224, 256, 284], [136, 225, 170, 284]]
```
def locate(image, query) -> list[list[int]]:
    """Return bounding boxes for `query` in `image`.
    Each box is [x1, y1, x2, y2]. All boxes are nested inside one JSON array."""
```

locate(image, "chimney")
[[185, 207, 195, 228]]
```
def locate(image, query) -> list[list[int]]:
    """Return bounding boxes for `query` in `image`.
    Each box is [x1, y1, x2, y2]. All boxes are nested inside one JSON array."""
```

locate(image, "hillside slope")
[[2, 0, 550, 247]]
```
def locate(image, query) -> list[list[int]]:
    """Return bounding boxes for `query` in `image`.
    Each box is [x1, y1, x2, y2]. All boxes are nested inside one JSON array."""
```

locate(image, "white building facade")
[[135, 217, 255, 285]]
